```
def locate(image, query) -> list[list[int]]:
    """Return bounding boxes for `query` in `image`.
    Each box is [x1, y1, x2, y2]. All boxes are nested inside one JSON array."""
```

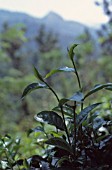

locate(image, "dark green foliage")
[[35, 111, 65, 130], [84, 83, 112, 99], [33, 66, 44, 82], [14, 43, 112, 169], [21, 82, 48, 99], [46, 137, 73, 153], [76, 103, 102, 126], [0, 13, 112, 169]]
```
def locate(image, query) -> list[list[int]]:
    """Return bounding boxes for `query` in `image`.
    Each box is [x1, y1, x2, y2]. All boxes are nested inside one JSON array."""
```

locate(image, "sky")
[[0, 0, 108, 26]]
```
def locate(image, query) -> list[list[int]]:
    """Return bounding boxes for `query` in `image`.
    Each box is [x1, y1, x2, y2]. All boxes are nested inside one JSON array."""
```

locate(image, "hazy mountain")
[[0, 10, 98, 51]]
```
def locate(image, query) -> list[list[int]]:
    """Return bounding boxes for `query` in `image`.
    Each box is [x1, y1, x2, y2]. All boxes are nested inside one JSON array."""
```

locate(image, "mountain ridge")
[[0, 9, 98, 51]]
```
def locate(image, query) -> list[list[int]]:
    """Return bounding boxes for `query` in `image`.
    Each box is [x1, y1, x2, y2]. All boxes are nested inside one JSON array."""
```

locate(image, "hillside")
[[0, 10, 98, 51]]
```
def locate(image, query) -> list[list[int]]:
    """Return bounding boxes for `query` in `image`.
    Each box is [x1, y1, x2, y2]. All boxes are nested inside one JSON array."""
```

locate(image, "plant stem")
[[71, 57, 83, 146], [71, 58, 83, 110], [72, 59, 82, 92], [43, 80, 71, 145], [73, 101, 77, 157], [60, 105, 71, 145]]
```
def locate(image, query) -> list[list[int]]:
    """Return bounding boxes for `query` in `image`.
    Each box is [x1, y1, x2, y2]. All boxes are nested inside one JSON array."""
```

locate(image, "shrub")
[[0, 44, 112, 169]]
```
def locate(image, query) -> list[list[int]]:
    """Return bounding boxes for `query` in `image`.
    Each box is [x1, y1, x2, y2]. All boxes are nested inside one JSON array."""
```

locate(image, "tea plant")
[[0, 44, 112, 170], [0, 135, 22, 169], [21, 44, 112, 169]]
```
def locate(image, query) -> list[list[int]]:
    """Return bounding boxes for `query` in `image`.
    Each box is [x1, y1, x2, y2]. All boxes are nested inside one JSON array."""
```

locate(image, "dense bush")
[[0, 44, 111, 170]]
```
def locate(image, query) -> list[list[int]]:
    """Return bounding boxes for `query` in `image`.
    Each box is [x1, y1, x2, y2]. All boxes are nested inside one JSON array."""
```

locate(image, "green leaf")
[[77, 103, 102, 126], [27, 126, 44, 136], [69, 91, 84, 102], [68, 44, 79, 61], [34, 111, 65, 130], [49, 131, 65, 138], [93, 117, 105, 130], [99, 136, 112, 149], [59, 98, 69, 106], [55, 156, 69, 167], [84, 83, 112, 99], [105, 86, 112, 91], [59, 92, 84, 106], [45, 67, 75, 79], [21, 83, 47, 99], [45, 137, 73, 154], [53, 105, 73, 117], [33, 66, 44, 82]]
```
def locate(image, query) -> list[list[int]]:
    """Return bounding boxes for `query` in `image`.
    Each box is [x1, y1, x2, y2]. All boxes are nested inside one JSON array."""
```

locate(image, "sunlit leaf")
[[45, 137, 73, 154], [69, 91, 84, 102], [68, 44, 79, 61], [21, 83, 47, 99], [27, 126, 44, 136], [49, 131, 65, 138], [59, 92, 84, 106], [34, 111, 65, 130], [45, 67, 75, 79]]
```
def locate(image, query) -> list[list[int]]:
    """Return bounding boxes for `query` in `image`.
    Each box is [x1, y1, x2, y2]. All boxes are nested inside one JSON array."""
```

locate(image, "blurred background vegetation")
[[0, 0, 112, 157]]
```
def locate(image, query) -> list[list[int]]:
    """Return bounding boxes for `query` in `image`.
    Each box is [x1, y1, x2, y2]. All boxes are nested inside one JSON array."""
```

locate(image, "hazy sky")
[[0, 0, 108, 25]]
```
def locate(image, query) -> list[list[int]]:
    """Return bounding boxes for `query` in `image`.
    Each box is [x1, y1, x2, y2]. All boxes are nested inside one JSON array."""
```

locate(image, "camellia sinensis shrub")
[[0, 44, 112, 170]]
